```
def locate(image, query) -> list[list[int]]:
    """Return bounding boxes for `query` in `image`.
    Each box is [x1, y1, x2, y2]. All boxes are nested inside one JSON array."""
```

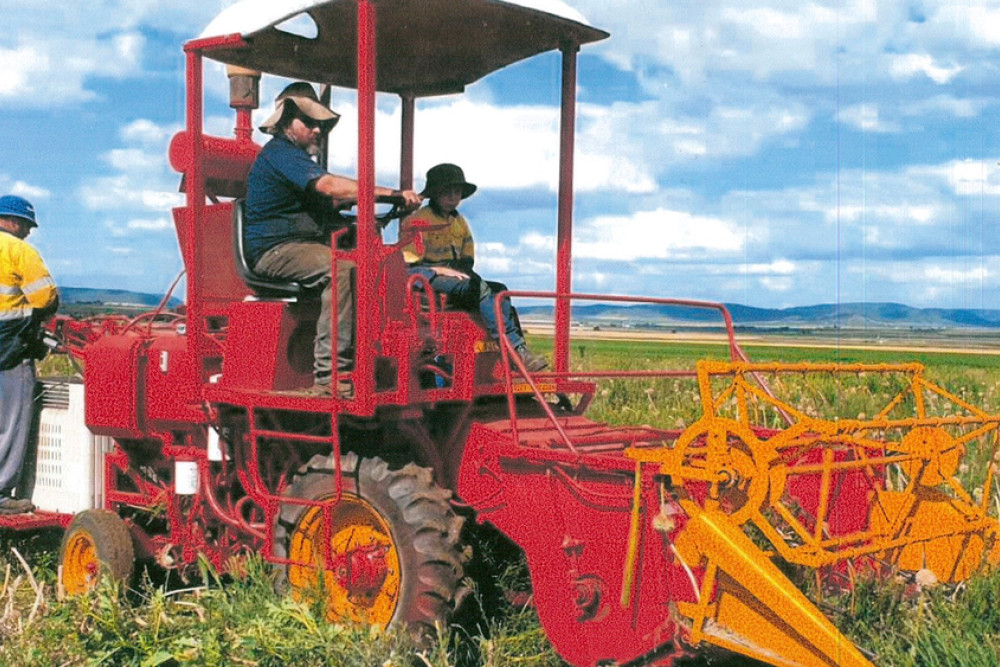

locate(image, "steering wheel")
[[330, 194, 415, 230]]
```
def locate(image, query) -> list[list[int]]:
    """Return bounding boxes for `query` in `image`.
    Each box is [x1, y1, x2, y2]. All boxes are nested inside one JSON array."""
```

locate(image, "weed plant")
[[0, 555, 423, 667], [12, 339, 1000, 665], [831, 569, 1000, 666]]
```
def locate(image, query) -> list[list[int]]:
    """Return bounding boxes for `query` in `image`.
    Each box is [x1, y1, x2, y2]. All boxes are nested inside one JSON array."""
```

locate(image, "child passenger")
[[401, 163, 547, 372]]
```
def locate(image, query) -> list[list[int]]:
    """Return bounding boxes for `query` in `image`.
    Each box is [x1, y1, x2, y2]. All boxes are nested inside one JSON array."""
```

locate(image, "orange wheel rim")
[[62, 531, 100, 596], [288, 495, 401, 627]]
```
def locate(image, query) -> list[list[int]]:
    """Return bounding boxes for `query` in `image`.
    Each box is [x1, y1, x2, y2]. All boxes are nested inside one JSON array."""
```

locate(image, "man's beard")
[[284, 127, 320, 156]]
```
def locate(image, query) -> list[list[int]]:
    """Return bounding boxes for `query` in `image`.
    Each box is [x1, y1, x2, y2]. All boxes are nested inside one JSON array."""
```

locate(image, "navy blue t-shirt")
[[244, 135, 328, 267]]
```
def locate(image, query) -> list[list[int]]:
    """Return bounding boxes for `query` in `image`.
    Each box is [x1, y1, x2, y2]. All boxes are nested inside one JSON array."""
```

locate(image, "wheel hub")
[[334, 542, 390, 598], [288, 495, 401, 626], [62, 532, 100, 596]]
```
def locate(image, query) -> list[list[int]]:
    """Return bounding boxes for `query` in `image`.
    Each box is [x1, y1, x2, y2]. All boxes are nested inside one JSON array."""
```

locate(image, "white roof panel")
[[200, 0, 597, 39], [195, 0, 608, 96]]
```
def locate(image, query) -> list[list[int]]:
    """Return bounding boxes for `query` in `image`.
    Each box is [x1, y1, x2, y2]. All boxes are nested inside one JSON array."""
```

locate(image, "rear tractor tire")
[[274, 453, 465, 639], [59, 509, 135, 596]]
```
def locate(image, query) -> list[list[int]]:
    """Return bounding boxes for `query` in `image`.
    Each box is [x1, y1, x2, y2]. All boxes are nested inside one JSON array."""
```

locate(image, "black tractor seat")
[[233, 199, 327, 298]]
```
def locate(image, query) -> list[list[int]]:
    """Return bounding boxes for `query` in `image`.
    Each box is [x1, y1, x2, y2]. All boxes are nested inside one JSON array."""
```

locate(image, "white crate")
[[31, 379, 112, 514]]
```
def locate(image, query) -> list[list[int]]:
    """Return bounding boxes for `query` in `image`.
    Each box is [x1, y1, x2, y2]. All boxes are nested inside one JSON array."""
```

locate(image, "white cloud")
[[889, 53, 962, 84], [0, 177, 50, 200], [80, 174, 181, 212], [522, 232, 555, 253], [744, 259, 796, 275], [315, 92, 802, 195], [853, 256, 998, 308], [575, 0, 887, 85], [105, 149, 163, 172], [77, 117, 183, 225], [126, 218, 173, 231], [0, 33, 146, 107], [942, 2, 1000, 49], [759, 276, 795, 292], [310, 97, 659, 194], [0, 0, 232, 108], [824, 204, 938, 225], [0, 45, 46, 97], [575, 208, 744, 261], [121, 118, 179, 146], [837, 104, 900, 133], [908, 95, 987, 119], [909, 159, 1000, 197], [923, 265, 989, 285], [475, 256, 513, 274]]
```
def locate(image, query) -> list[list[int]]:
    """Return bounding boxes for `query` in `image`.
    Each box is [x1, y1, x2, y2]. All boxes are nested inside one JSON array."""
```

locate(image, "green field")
[[3, 338, 1000, 666]]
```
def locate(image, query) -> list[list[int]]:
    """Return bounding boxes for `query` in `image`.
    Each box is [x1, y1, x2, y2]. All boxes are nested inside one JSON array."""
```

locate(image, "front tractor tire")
[[275, 453, 465, 638], [59, 509, 135, 596]]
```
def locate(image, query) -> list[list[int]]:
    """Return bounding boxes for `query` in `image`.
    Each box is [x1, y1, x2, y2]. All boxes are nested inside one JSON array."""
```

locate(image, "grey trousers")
[[255, 242, 354, 382], [0, 361, 34, 496]]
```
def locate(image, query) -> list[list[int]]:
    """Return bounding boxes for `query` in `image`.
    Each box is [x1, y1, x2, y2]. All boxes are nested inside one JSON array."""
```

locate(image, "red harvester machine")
[[10, 2, 1000, 666]]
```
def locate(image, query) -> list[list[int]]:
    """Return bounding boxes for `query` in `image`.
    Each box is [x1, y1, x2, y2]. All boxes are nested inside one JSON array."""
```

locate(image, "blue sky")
[[3, 0, 1000, 311]]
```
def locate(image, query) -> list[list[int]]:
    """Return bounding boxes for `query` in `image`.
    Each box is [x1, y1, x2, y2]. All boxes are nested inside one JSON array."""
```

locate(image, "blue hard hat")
[[0, 195, 37, 227]]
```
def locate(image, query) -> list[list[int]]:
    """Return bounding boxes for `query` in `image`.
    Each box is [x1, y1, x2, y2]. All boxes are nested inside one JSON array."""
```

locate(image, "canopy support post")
[[555, 43, 579, 374]]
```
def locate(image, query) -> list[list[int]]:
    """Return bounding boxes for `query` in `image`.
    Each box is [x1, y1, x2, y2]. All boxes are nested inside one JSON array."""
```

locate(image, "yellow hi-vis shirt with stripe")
[[0, 230, 57, 325], [400, 206, 475, 266]]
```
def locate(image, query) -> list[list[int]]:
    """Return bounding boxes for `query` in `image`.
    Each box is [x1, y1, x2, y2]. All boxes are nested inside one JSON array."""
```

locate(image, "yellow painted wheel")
[[59, 509, 134, 596], [669, 418, 769, 526], [287, 496, 402, 626], [276, 453, 465, 639]]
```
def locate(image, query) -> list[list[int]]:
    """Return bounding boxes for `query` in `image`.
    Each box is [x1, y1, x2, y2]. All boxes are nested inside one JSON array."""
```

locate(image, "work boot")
[[0, 497, 34, 515], [336, 379, 354, 400], [302, 374, 354, 399], [514, 345, 548, 372], [300, 382, 332, 397]]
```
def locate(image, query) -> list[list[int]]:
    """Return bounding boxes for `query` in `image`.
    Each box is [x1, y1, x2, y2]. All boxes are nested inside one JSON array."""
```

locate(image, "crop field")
[[2, 336, 1000, 666]]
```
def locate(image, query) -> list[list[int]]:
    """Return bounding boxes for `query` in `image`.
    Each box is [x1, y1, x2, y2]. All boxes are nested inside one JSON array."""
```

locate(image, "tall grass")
[[0, 553, 423, 666], [0, 547, 559, 667], [12, 338, 1000, 665]]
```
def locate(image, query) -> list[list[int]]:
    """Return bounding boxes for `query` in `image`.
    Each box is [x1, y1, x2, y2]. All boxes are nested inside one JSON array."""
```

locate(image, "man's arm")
[[312, 174, 421, 207], [33, 293, 59, 321], [19, 245, 58, 320]]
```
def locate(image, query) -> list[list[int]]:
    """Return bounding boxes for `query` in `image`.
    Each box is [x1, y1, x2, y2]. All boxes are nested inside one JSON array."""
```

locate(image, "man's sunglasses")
[[297, 114, 326, 131]]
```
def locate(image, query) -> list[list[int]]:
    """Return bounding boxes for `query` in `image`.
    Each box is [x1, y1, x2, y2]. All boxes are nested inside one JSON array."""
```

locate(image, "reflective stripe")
[[21, 275, 55, 296], [0, 285, 19, 296], [0, 307, 31, 321]]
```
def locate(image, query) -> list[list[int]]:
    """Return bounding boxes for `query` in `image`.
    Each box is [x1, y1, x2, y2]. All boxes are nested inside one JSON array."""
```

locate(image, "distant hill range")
[[58, 288, 1000, 330], [518, 301, 1000, 330], [61, 287, 182, 309]]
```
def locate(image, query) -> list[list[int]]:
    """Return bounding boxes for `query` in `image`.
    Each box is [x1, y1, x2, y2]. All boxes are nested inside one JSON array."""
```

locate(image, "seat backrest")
[[232, 200, 306, 298]]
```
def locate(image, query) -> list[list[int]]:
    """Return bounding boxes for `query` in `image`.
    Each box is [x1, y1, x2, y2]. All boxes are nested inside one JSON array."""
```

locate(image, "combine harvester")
[[9, 1, 1000, 665]]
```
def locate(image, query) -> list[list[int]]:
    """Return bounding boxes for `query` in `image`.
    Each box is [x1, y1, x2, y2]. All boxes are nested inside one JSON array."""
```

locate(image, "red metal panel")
[[172, 204, 253, 302], [221, 300, 317, 391], [84, 335, 147, 438], [202, 204, 252, 301], [0, 511, 72, 531], [168, 132, 260, 187], [457, 421, 684, 665], [144, 334, 206, 426]]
